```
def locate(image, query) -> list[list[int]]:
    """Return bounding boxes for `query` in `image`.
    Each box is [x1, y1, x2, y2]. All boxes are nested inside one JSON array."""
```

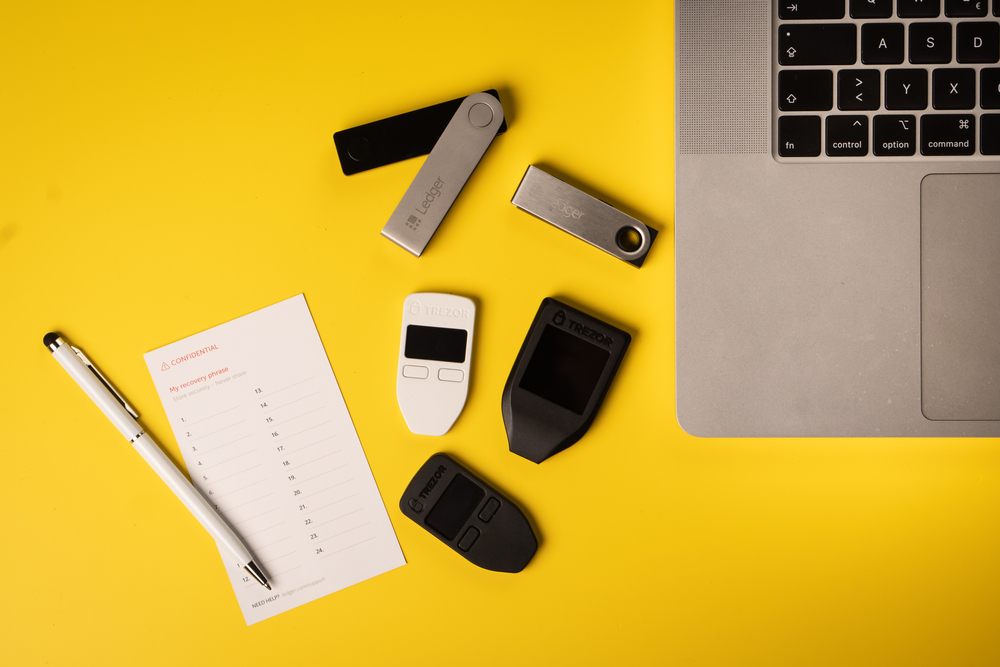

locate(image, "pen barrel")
[[131, 432, 254, 567], [52, 344, 140, 440]]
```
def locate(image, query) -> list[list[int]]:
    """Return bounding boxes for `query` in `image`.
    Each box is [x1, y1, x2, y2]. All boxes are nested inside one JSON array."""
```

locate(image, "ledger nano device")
[[400, 453, 537, 573], [381, 92, 505, 256], [397, 293, 475, 436], [333, 89, 508, 176], [502, 298, 631, 464], [511, 165, 657, 267]]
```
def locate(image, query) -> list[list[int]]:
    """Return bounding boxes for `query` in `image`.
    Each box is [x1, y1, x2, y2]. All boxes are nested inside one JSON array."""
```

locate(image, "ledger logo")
[[406, 215, 421, 231], [554, 198, 584, 220], [414, 177, 445, 217]]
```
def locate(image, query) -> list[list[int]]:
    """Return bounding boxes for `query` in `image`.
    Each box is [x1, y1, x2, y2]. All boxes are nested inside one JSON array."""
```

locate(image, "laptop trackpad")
[[921, 174, 1000, 421]]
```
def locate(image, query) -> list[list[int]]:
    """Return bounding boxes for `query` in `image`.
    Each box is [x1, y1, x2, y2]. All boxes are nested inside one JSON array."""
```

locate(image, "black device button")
[[983, 68, 1000, 107], [408, 498, 424, 512], [873, 114, 918, 155], [909, 23, 953, 63], [851, 0, 892, 18], [995, 1, 1000, 17], [898, 0, 941, 17], [945, 0, 987, 16], [779, 0, 845, 19], [863, 23, 905, 63], [780, 70, 835, 110], [920, 113, 976, 154], [982, 113, 1000, 153], [839, 69, 881, 109], [827, 115, 870, 156], [933, 68, 977, 108], [779, 116, 823, 156], [347, 137, 371, 162], [956, 22, 1000, 62], [478, 497, 500, 522], [457, 526, 480, 552], [779, 24, 858, 65], [885, 69, 930, 108]]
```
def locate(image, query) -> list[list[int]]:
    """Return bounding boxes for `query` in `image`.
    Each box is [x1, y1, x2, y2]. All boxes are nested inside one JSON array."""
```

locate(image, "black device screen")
[[424, 473, 485, 540], [519, 324, 610, 415], [405, 325, 467, 363]]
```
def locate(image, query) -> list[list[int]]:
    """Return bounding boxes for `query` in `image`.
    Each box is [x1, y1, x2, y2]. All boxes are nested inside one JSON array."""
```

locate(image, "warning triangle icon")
[[161, 362, 170, 371]]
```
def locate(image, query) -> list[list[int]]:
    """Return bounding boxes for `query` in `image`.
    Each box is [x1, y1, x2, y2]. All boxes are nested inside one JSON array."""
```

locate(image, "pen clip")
[[72, 346, 140, 419]]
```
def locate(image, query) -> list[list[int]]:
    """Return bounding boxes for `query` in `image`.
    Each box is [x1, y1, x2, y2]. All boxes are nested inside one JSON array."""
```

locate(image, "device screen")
[[424, 473, 485, 540], [405, 325, 468, 363], [519, 324, 610, 415]]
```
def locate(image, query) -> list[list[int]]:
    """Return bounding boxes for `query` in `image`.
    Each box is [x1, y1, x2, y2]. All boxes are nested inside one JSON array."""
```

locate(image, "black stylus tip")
[[43, 332, 60, 348]]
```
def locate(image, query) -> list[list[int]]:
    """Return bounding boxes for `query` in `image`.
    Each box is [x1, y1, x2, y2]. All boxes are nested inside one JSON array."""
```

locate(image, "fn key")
[[779, 116, 821, 157]]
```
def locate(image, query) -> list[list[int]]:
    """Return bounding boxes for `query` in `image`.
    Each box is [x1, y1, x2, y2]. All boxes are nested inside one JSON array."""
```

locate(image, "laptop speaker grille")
[[677, 1, 769, 154]]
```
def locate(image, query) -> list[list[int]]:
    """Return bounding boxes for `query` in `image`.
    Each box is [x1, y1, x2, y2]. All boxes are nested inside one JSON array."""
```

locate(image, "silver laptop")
[[675, 0, 1000, 436]]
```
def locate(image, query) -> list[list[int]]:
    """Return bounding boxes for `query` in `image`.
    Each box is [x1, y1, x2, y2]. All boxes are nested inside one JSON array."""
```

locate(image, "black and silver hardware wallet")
[[333, 89, 507, 176]]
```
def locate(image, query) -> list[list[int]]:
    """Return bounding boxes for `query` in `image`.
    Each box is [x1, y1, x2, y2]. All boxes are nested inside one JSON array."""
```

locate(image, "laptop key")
[[982, 114, 1000, 153], [945, 0, 987, 17], [850, 0, 892, 18], [898, 0, 941, 17], [827, 115, 869, 155], [983, 68, 1000, 107], [873, 115, 917, 155], [933, 68, 977, 108], [780, 70, 834, 110], [838, 69, 880, 109], [909, 23, 953, 63], [956, 22, 1000, 63], [779, 0, 846, 19], [862, 23, 905, 63], [779, 24, 858, 65], [920, 113, 976, 155], [885, 68, 929, 109], [778, 116, 822, 156]]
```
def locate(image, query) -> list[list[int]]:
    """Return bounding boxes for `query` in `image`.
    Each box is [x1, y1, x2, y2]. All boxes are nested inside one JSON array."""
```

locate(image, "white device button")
[[438, 368, 464, 382], [402, 365, 429, 379]]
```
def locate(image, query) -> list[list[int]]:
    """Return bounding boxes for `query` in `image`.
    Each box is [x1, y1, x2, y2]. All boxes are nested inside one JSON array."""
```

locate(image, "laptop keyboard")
[[775, 0, 1000, 160]]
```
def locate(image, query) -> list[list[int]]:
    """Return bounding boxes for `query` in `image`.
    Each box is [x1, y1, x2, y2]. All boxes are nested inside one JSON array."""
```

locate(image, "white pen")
[[44, 332, 271, 590]]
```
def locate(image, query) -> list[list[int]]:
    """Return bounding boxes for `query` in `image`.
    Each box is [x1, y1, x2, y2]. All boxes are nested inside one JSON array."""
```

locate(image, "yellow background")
[[2, 1, 998, 664]]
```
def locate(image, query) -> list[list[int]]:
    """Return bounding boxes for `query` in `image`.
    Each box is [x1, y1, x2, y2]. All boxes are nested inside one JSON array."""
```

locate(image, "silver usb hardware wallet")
[[381, 92, 505, 257], [510, 165, 656, 267]]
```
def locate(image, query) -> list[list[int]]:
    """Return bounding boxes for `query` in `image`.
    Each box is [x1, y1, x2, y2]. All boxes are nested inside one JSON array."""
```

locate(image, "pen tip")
[[43, 332, 60, 349], [244, 560, 271, 590]]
